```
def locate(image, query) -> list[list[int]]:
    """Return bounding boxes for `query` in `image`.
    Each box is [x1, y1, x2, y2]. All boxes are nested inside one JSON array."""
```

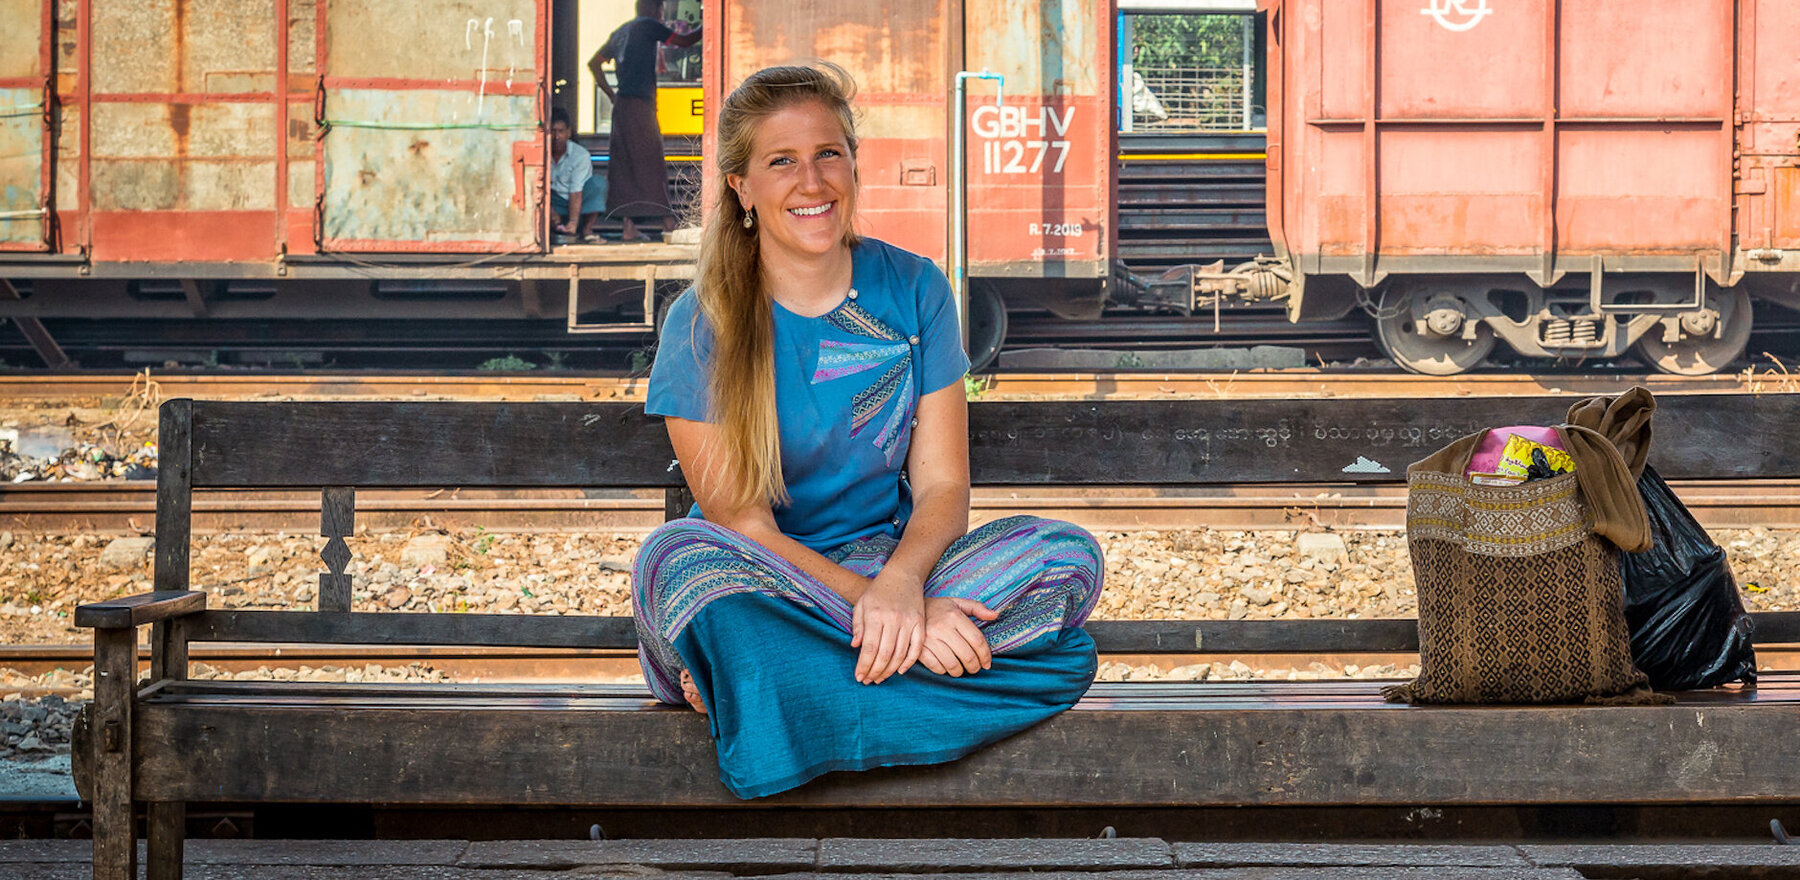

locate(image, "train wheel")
[[1372, 283, 1496, 375], [1633, 286, 1752, 376], [967, 280, 1008, 373]]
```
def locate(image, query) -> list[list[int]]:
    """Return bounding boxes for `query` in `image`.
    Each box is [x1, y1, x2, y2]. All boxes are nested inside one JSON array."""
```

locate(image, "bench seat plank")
[[131, 686, 1800, 806]]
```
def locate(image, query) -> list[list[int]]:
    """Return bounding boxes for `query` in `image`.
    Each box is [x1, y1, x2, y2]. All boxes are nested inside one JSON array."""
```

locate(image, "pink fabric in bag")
[[1467, 424, 1564, 476]]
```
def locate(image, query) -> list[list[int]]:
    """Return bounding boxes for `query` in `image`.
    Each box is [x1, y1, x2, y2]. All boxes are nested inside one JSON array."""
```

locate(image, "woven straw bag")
[[1385, 427, 1666, 706]]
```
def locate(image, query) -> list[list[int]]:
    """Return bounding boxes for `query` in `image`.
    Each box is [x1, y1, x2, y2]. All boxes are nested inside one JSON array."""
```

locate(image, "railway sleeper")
[[68, 394, 1800, 880]]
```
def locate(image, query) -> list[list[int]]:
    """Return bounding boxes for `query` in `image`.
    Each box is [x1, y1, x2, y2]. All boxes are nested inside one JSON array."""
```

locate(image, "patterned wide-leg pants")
[[632, 514, 1104, 706]]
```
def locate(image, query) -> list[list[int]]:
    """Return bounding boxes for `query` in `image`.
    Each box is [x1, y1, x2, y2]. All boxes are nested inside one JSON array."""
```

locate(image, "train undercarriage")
[[1103, 259, 1780, 377]]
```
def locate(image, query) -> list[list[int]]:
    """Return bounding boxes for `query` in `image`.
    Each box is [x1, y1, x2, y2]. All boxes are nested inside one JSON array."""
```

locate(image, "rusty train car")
[[0, 0, 1115, 371], [0, 0, 695, 366], [1251, 0, 1800, 375], [700, 0, 1116, 366], [3, 0, 1799, 376]]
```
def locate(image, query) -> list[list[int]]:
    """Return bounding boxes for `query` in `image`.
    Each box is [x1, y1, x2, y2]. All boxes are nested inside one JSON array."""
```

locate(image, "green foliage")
[[479, 354, 537, 371], [629, 348, 652, 375], [543, 351, 569, 371], [964, 374, 993, 400], [1131, 13, 1249, 72], [1114, 351, 1147, 369]]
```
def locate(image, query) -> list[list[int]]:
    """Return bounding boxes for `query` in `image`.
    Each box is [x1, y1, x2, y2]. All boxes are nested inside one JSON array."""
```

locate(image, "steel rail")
[[2, 643, 1794, 694], [0, 370, 1772, 401], [8, 479, 1800, 532]]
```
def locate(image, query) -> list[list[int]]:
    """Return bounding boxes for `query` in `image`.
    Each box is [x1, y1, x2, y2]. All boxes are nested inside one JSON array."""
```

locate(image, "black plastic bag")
[[1620, 464, 1757, 690]]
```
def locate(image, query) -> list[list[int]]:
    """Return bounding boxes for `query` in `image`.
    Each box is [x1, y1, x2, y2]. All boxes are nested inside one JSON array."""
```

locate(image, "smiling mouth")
[[789, 202, 834, 217]]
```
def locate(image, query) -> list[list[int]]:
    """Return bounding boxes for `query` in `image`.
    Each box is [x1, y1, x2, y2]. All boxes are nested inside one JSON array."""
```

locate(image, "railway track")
[[9, 479, 1800, 533], [2, 641, 1794, 697], [0, 368, 1776, 401]]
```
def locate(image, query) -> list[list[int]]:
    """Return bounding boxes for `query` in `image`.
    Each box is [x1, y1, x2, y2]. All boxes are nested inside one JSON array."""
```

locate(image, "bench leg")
[[148, 802, 185, 880], [91, 627, 136, 880]]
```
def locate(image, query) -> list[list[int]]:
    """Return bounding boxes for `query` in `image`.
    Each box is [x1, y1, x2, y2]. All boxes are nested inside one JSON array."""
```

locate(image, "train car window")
[[1119, 11, 1265, 133]]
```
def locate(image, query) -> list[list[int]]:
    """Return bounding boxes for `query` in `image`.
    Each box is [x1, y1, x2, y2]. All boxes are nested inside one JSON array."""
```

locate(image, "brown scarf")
[[1563, 387, 1654, 552]]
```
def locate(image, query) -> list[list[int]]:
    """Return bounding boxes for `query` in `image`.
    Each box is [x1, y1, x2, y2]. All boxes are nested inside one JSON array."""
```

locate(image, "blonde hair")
[[696, 62, 860, 510]]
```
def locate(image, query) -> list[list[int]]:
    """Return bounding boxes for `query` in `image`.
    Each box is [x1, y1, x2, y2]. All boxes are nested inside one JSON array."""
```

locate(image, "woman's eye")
[[818, 149, 841, 159], [769, 156, 793, 167]]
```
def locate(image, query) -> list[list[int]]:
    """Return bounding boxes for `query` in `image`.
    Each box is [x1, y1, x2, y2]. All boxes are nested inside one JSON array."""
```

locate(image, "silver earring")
[[742, 209, 755, 229]]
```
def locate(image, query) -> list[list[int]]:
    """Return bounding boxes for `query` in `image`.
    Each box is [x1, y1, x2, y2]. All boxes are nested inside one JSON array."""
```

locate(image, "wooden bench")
[[74, 394, 1800, 880]]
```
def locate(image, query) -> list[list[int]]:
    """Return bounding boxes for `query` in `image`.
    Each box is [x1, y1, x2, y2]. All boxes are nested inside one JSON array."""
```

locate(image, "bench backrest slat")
[[180, 394, 1800, 489], [154, 399, 193, 592]]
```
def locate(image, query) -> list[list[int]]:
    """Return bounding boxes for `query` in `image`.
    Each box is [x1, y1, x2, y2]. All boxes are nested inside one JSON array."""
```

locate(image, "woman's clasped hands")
[[851, 572, 997, 684]]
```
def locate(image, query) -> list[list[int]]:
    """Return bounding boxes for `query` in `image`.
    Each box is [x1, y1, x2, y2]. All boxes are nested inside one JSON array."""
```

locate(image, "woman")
[[633, 63, 1103, 799]]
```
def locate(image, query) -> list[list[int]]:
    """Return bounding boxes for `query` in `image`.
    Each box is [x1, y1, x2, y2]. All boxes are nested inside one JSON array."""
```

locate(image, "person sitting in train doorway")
[[631, 63, 1104, 799], [549, 107, 605, 244], [591, 0, 701, 242]]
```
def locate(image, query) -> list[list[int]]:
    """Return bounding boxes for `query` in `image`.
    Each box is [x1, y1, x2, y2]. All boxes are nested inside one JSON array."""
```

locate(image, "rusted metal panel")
[[319, 90, 539, 249], [88, 102, 278, 212], [1778, 168, 1800, 246], [1556, 127, 1724, 252], [0, 0, 51, 249], [0, 87, 48, 247], [1377, 0, 1544, 120], [82, 0, 284, 261], [1269, 0, 1737, 292], [963, 0, 1113, 278], [287, 0, 316, 78], [708, 0, 949, 261], [286, 101, 314, 209], [52, 106, 77, 213], [316, 0, 545, 253], [1558, 0, 1728, 120], [0, 0, 46, 79], [90, 0, 178, 94], [324, 0, 538, 82], [181, 0, 276, 93], [1377, 128, 1541, 255], [720, 1, 944, 95]]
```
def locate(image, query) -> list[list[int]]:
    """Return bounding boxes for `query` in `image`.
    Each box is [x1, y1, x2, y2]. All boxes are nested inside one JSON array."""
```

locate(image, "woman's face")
[[727, 99, 857, 264]]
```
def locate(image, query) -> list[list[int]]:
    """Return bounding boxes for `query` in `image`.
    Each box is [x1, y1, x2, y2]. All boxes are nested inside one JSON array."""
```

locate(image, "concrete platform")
[[3, 838, 1797, 879]]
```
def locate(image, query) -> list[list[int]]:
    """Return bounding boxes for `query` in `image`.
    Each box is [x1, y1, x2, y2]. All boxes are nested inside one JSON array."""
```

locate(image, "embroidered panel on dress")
[[812, 297, 916, 464]]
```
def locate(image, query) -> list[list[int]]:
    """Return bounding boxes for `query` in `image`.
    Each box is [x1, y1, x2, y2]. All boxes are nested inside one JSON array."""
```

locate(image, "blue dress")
[[635, 238, 1102, 798]]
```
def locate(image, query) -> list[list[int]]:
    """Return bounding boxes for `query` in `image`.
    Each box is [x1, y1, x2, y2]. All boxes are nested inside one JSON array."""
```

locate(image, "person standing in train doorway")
[[590, 0, 701, 242]]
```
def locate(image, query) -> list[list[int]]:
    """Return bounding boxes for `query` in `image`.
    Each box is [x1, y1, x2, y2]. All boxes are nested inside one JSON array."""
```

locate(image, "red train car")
[[1, 0, 1113, 370], [1258, 0, 1800, 374], [701, 0, 1116, 365], [0, 0, 690, 348], [7, 0, 1799, 377]]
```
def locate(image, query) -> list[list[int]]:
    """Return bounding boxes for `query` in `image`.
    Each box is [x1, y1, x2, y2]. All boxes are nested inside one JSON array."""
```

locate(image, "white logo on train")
[[1420, 0, 1491, 32], [970, 105, 1075, 175]]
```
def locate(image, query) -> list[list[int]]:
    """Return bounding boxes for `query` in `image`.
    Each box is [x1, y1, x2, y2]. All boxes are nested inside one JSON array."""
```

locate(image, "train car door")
[[315, 0, 547, 253], [962, 0, 1114, 281], [701, 0, 951, 261], [0, 0, 53, 252], [1740, 0, 1800, 254]]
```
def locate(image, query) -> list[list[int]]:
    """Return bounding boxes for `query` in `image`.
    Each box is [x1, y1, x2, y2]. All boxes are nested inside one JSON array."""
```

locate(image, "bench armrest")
[[75, 591, 207, 629]]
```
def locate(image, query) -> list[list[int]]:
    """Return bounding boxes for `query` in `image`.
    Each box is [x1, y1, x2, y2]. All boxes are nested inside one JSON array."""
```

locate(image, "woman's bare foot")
[[680, 670, 708, 714]]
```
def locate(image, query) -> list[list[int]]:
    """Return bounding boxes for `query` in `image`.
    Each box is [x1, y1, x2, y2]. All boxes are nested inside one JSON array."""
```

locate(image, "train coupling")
[[1111, 256, 1294, 315]]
